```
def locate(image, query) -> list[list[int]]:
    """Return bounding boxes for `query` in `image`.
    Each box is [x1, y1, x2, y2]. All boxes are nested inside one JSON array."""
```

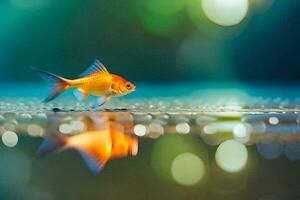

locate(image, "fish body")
[[71, 74, 130, 96], [67, 130, 113, 165], [36, 122, 138, 174], [34, 60, 135, 105]]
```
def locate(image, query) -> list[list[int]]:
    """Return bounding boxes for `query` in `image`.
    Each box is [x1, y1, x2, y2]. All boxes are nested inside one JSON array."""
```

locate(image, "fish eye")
[[126, 83, 131, 89]]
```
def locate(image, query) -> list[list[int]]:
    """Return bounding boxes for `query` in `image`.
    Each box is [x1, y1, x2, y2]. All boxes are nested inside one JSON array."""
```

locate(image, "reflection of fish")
[[34, 59, 135, 106], [36, 122, 138, 174]]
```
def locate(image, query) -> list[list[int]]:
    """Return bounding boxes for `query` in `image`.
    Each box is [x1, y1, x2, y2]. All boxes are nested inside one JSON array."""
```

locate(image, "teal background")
[[0, 0, 299, 83]]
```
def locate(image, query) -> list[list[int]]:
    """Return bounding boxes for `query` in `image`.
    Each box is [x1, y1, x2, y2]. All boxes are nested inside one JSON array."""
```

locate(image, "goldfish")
[[34, 59, 136, 106], [36, 122, 138, 174]]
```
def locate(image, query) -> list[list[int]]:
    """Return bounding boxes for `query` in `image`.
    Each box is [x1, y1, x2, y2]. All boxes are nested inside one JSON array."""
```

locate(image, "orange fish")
[[36, 122, 138, 174], [34, 59, 136, 106]]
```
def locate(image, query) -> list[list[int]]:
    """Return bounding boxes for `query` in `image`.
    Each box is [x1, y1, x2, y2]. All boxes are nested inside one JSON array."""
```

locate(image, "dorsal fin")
[[79, 59, 109, 77]]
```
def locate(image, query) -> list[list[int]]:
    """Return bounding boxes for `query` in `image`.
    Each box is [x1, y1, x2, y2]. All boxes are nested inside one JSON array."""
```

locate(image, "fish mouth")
[[131, 87, 136, 92]]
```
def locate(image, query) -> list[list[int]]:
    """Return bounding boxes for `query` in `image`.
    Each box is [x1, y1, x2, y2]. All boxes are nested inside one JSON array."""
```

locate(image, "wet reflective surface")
[[1, 84, 300, 200]]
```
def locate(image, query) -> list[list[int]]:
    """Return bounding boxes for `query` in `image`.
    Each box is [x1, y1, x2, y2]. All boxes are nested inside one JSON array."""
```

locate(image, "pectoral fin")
[[73, 89, 88, 101], [93, 96, 112, 108]]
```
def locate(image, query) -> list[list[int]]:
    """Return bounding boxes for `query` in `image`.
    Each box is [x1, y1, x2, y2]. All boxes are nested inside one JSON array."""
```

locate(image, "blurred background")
[[1, 1, 300, 200], [0, 0, 299, 84]]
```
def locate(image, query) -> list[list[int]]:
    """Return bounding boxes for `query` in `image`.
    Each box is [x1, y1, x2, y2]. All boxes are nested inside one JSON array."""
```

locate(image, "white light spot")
[[215, 140, 248, 173], [70, 120, 85, 132], [203, 125, 216, 134], [59, 123, 72, 134], [133, 124, 147, 136], [233, 123, 247, 137], [233, 123, 250, 143], [149, 123, 164, 138], [27, 124, 44, 137], [203, 122, 239, 135], [171, 153, 205, 186], [269, 117, 279, 125], [2, 131, 18, 147], [202, 0, 248, 26], [176, 123, 190, 134]]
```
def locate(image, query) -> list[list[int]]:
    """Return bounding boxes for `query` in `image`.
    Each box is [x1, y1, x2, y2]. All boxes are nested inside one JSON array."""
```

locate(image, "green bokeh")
[[146, 0, 186, 15], [139, 11, 183, 36], [151, 134, 209, 183]]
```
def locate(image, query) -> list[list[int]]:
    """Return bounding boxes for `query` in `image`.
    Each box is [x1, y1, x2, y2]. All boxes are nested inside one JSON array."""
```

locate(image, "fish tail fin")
[[35, 135, 67, 159], [33, 68, 71, 102], [36, 137, 107, 174]]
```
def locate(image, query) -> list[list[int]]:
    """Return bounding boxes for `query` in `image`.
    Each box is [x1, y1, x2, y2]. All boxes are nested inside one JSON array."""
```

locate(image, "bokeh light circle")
[[133, 124, 147, 136], [2, 131, 18, 147], [256, 143, 284, 160], [146, 0, 185, 15], [70, 120, 85, 132], [233, 123, 250, 143], [175, 123, 190, 134], [202, 0, 248, 26], [27, 124, 44, 137], [59, 123, 72, 134], [151, 135, 208, 182], [268, 117, 279, 125], [171, 153, 205, 186], [215, 140, 248, 173]]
